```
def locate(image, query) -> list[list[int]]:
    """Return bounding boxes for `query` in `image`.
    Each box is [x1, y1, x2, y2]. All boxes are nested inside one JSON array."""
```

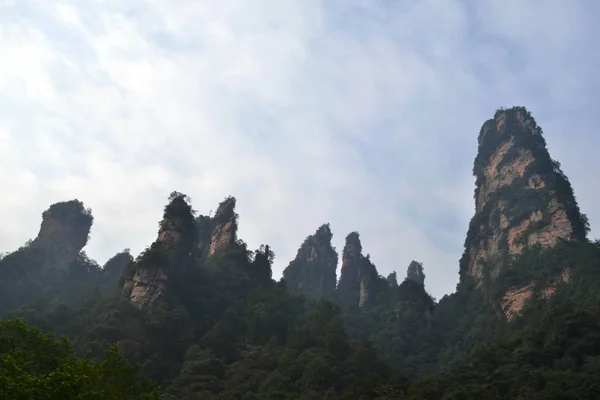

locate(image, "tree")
[[0, 319, 159, 400]]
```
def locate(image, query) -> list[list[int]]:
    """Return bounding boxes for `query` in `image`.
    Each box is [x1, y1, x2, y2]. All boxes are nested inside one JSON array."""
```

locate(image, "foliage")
[[3, 181, 600, 399], [0, 319, 158, 399]]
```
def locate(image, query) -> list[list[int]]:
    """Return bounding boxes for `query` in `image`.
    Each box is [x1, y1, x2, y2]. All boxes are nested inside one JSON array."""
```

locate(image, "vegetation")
[[0, 319, 158, 399], [1, 106, 600, 398]]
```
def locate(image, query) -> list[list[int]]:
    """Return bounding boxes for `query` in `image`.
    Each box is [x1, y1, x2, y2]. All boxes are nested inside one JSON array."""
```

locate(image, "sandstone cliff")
[[31, 200, 93, 270], [337, 232, 380, 308], [500, 269, 571, 320], [459, 106, 589, 317], [123, 192, 196, 307], [282, 224, 338, 299], [0, 200, 94, 314], [208, 197, 238, 256]]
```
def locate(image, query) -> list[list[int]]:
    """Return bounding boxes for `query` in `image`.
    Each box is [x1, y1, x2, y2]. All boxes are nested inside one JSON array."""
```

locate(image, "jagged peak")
[[40, 199, 93, 239], [164, 191, 195, 217], [460, 106, 589, 291], [31, 199, 93, 269], [314, 223, 333, 242], [208, 196, 239, 256], [342, 232, 362, 263], [386, 271, 398, 288], [294, 223, 335, 255], [477, 106, 542, 148], [297, 223, 336, 258], [282, 224, 338, 299], [343, 231, 362, 257], [213, 196, 237, 223], [158, 191, 197, 248], [337, 231, 383, 308], [406, 260, 425, 287]]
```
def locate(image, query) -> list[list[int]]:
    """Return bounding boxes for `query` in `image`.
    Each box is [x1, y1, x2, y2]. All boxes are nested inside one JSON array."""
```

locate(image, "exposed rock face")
[[208, 197, 238, 256], [194, 214, 214, 256], [460, 107, 588, 288], [31, 200, 93, 270], [337, 232, 380, 308], [406, 261, 425, 286], [501, 269, 571, 320], [282, 224, 338, 299], [129, 267, 169, 307], [124, 193, 196, 307]]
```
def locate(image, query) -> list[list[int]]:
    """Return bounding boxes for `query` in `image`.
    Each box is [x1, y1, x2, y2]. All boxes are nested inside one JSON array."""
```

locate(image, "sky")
[[1, 0, 599, 300]]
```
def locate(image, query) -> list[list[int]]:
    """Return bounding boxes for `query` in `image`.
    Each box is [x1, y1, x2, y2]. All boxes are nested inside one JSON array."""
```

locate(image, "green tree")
[[0, 319, 158, 400]]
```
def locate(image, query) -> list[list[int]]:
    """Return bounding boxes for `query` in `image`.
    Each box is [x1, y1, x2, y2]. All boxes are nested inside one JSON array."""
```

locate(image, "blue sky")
[[1, 0, 599, 299]]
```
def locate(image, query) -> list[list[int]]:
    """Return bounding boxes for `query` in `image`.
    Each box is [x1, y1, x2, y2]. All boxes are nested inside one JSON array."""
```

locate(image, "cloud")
[[0, 0, 599, 299]]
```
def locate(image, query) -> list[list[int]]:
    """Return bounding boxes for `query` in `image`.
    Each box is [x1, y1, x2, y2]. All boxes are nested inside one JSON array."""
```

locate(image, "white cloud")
[[0, 0, 599, 299]]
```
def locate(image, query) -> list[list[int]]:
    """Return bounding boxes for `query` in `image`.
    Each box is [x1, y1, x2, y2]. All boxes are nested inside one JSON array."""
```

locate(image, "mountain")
[[337, 231, 383, 308], [406, 261, 425, 287], [2, 106, 600, 399], [459, 106, 590, 319], [30, 199, 93, 270], [0, 200, 123, 315], [282, 224, 338, 299], [122, 192, 197, 307]]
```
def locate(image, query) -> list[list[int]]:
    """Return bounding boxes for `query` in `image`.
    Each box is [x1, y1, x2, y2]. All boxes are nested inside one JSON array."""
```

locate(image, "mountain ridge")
[[1, 105, 599, 399]]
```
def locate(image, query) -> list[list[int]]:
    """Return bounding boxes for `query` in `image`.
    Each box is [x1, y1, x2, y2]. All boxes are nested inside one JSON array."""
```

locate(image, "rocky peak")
[[31, 200, 93, 269], [386, 272, 398, 288], [337, 232, 380, 308], [124, 192, 196, 307], [208, 196, 238, 256], [342, 231, 362, 264], [103, 250, 133, 285], [406, 261, 425, 286], [460, 106, 589, 290], [158, 193, 196, 248], [282, 223, 338, 299]]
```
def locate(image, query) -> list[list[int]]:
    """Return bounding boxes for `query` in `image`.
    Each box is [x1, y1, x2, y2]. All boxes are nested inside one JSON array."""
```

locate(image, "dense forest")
[[2, 107, 600, 399]]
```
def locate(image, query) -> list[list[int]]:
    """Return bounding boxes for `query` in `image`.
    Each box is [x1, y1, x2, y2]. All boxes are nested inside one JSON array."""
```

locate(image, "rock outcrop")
[[460, 107, 588, 289], [337, 232, 381, 308], [128, 267, 169, 307], [124, 193, 196, 307], [208, 197, 238, 256], [282, 224, 338, 299], [102, 250, 134, 285], [31, 200, 93, 270], [387, 272, 398, 288], [501, 269, 571, 320], [406, 261, 425, 286]]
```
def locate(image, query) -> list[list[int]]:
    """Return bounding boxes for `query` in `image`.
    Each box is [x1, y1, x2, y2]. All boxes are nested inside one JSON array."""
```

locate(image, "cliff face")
[[31, 200, 93, 269], [124, 193, 196, 307], [501, 269, 571, 320], [208, 197, 238, 256], [128, 267, 169, 307], [282, 224, 338, 299], [0, 200, 95, 314], [459, 107, 589, 316], [337, 232, 380, 308]]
